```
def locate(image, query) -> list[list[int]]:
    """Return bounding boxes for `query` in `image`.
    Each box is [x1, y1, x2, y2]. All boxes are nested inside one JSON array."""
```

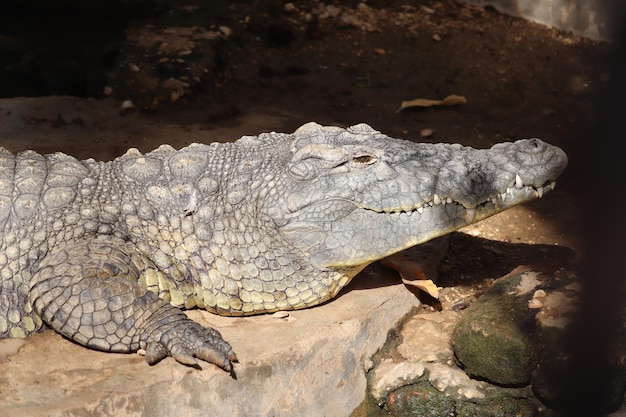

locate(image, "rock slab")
[[0, 264, 419, 417]]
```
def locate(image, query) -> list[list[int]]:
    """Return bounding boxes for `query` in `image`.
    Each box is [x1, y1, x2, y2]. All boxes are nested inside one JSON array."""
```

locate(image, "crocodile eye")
[[352, 155, 377, 165]]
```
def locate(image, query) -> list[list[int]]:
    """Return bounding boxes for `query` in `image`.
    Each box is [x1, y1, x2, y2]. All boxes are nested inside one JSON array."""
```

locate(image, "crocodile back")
[[0, 147, 91, 337]]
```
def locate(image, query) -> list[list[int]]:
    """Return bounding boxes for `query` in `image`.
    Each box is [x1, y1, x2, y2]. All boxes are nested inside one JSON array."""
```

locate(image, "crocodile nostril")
[[526, 138, 544, 152]]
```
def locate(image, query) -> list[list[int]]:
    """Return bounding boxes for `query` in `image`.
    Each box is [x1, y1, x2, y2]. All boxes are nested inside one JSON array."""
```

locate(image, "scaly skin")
[[0, 122, 567, 371]]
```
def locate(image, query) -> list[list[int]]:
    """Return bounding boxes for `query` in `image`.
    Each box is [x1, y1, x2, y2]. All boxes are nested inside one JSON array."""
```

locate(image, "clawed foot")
[[143, 317, 238, 374]]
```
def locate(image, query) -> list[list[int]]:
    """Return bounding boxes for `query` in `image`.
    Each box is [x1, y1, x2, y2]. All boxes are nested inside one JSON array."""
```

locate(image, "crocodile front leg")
[[29, 237, 237, 371]]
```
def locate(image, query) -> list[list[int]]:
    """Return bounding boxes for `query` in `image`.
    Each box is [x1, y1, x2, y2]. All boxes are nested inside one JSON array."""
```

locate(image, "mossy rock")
[[452, 271, 540, 386], [384, 382, 455, 417], [456, 397, 537, 417]]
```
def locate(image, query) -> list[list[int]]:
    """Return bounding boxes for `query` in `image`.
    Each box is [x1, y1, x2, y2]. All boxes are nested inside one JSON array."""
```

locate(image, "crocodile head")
[[268, 122, 567, 270]]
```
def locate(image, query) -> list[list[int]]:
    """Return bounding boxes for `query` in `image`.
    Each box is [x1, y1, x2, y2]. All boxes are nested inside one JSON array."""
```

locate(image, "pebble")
[[120, 100, 134, 111], [219, 26, 232, 37], [420, 128, 434, 138]]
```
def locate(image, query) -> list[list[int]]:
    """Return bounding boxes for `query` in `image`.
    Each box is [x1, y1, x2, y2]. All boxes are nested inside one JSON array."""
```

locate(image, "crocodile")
[[0, 122, 567, 372]]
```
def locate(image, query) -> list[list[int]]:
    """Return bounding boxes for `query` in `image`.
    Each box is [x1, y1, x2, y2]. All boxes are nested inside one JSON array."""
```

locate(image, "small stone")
[[219, 26, 232, 37], [533, 289, 547, 299], [129, 64, 140, 72], [528, 297, 543, 309], [284, 3, 297, 13], [103, 86, 113, 96], [120, 100, 134, 111], [420, 128, 434, 138], [433, 34, 442, 41], [325, 5, 342, 18], [371, 360, 425, 401], [162, 78, 189, 90]]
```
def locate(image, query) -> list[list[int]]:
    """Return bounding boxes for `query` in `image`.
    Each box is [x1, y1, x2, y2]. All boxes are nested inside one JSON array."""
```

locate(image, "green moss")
[[384, 383, 455, 417], [456, 397, 536, 417], [451, 273, 539, 385]]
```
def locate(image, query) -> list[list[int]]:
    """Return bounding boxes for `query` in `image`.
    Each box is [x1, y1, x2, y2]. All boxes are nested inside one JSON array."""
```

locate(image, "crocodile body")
[[0, 123, 567, 370]]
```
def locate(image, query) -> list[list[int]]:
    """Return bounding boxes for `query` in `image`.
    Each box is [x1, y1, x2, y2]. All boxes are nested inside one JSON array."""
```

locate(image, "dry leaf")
[[381, 253, 440, 299], [381, 253, 427, 280], [401, 277, 439, 299], [395, 94, 467, 113], [440, 94, 467, 106]]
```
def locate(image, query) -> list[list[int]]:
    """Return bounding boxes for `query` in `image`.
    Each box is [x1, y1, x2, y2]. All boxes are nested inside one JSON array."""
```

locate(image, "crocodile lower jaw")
[[365, 180, 557, 224]]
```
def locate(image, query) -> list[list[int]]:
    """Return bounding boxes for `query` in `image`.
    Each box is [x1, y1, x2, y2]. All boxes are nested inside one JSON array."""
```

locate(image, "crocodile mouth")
[[280, 178, 559, 269], [362, 179, 557, 223], [283, 176, 557, 232]]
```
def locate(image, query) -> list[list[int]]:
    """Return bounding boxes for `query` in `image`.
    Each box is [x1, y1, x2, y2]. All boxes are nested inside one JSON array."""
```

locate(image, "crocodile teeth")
[[515, 174, 524, 189], [501, 193, 506, 201], [417, 206, 423, 214], [433, 194, 442, 205], [466, 207, 477, 222], [538, 181, 557, 198]]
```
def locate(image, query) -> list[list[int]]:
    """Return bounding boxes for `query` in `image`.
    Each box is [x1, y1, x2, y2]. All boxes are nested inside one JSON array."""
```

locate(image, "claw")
[[173, 353, 200, 367], [145, 342, 168, 366], [194, 345, 233, 371], [142, 313, 238, 374], [171, 343, 201, 367]]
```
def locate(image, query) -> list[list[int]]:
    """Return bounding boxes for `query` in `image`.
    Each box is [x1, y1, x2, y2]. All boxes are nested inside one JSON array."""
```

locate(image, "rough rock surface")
[[369, 306, 541, 417], [369, 266, 625, 416], [451, 268, 541, 385], [0, 263, 419, 417]]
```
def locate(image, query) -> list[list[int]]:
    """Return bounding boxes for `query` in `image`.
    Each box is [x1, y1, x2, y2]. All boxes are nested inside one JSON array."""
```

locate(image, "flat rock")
[[0, 263, 419, 417]]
